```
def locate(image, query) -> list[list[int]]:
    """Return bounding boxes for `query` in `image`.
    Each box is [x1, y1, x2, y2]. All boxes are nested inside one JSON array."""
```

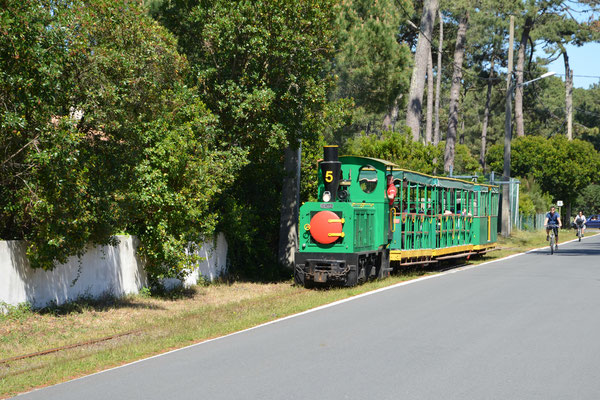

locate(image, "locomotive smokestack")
[[323, 145, 338, 162], [321, 145, 341, 202]]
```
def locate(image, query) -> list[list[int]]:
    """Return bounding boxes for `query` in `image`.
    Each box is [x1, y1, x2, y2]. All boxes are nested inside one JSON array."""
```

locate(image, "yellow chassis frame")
[[390, 242, 495, 262]]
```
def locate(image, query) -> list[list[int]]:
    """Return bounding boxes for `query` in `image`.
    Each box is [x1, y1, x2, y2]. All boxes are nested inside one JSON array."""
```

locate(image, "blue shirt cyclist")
[[544, 206, 562, 243]]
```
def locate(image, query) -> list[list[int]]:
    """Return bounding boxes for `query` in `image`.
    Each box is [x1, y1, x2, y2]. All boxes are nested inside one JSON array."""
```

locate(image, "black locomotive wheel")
[[356, 257, 366, 285], [294, 266, 313, 288], [377, 249, 391, 279], [345, 265, 359, 287]]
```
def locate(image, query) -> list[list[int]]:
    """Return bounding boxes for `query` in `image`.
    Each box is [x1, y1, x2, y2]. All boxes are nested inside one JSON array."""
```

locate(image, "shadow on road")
[[541, 240, 600, 257]]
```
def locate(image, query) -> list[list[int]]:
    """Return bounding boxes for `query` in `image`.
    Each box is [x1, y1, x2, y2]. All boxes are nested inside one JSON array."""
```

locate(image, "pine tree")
[[333, 0, 413, 135], [444, 12, 469, 172], [406, 0, 439, 141]]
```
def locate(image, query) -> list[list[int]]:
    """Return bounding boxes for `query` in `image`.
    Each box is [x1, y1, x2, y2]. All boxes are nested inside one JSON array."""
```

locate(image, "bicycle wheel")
[[550, 235, 554, 255]]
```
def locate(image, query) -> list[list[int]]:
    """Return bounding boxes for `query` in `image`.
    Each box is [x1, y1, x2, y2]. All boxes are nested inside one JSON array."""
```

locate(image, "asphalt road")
[[15, 234, 600, 400]]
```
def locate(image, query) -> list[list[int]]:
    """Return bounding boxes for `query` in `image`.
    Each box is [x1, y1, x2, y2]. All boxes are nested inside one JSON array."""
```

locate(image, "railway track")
[[0, 330, 140, 366]]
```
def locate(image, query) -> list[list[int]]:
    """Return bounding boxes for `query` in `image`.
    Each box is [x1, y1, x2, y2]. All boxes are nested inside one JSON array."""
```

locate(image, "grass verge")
[[1, 228, 597, 398]]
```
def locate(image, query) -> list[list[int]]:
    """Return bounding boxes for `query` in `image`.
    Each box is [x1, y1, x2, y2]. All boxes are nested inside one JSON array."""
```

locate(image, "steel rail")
[[0, 330, 140, 365]]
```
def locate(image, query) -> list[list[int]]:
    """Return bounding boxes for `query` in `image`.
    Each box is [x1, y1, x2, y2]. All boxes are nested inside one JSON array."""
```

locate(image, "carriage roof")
[[337, 155, 498, 192]]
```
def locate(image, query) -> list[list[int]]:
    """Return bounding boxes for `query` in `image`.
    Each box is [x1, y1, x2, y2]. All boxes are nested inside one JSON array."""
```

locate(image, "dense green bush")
[[518, 175, 553, 215], [0, 0, 240, 283], [574, 184, 600, 216], [155, 0, 341, 280], [346, 130, 481, 176], [486, 136, 600, 208]]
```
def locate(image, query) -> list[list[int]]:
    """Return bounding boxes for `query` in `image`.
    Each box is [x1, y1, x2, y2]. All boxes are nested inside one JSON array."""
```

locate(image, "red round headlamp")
[[308, 211, 344, 244]]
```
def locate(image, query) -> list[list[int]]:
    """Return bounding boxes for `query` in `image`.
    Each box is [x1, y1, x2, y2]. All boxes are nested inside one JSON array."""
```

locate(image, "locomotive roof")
[[338, 155, 498, 190]]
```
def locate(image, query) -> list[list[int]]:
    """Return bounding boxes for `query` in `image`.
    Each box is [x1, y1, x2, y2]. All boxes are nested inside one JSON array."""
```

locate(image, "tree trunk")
[[514, 16, 534, 138], [425, 49, 434, 144], [382, 113, 392, 131], [433, 9, 443, 146], [383, 95, 402, 132], [391, 95, 401, 131], [564, 51, 573, 140], [480, 57, 495, 170], [444, 12, 468, 172], [406, 0, 439, 141], [278, 141, 301, 269]]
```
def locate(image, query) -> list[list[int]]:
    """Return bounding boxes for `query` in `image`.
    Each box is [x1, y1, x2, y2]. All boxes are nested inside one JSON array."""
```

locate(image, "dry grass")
[[0, 282, 292, 362]]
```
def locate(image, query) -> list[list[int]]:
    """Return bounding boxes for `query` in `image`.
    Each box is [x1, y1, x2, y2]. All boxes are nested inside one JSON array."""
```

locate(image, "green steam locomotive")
[[294, 146, 499, 287]]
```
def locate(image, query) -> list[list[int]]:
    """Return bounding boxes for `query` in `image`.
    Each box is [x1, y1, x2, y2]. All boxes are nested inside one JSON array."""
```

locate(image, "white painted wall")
[[163, 233, 229, 289], [0, 234, 228, 309]]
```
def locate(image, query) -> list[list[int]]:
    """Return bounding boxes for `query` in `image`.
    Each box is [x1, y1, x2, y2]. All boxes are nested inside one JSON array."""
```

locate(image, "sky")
[[542, 42, 600, 89]]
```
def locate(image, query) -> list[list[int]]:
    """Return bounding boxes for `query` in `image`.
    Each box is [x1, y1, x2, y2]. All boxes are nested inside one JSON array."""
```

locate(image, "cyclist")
[[544, 206, 562, 245], [574, 211, 587, 237]]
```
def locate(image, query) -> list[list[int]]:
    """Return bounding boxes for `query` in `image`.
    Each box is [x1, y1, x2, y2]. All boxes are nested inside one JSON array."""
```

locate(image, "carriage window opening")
[[496, 194, 499, 216], [409, 185, 417, 213], [493, 193, 499, 216], [483, 193, 489, 215], [358, 166, 378, 194], [439, 189, 445, 215], [424, 187, 433, 214], [467, 191, 473, 216]]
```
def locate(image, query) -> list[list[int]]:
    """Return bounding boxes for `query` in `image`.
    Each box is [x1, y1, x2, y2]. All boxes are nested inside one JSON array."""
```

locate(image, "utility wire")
[[553, 73, 600, 79]]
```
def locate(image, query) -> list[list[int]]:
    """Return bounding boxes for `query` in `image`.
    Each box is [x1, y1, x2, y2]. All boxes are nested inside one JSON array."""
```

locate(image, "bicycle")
[[576, 222, 585, 242], [547, 224, 559, 254]]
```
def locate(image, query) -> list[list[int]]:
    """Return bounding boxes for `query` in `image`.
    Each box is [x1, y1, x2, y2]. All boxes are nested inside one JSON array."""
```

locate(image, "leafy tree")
[[486, 136, 600, 211], [519, 175, 553, 214], [1, 0, 238, 284], [512, 0, 600, 138], [443, 10, 469, 172], [406, 0, 439, 141], [156, 0, 337, 158], [331, 0, 413, 138], [123, 92, 241, 284], [573, 83, 600, 150], [452, 142, 481, 175], [462, 1, 512, 168], [1, 0, 78, 242], [69, 2, 241, 284], [536, 2, 600, 140], [155, 0, 341, 280], [574, 184, 600, 216], [348, 129, 441, 173], [346, 130, 481, 176]]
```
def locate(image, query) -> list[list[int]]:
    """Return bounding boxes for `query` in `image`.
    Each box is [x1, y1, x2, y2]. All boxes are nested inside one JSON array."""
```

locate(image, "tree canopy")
[[4, 0, 600, 282], [1, 0, 240, 283], [487, 136, 600, 206]]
